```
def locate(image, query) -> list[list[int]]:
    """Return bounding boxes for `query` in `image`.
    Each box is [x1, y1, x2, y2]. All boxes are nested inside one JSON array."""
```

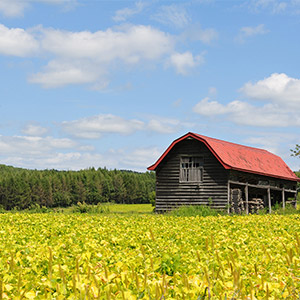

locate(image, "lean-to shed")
[[148, 132, 300, 213]]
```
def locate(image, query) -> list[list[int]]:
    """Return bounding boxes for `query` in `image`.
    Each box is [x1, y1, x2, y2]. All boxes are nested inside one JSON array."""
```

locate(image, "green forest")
[[0, 164, 155, 210]]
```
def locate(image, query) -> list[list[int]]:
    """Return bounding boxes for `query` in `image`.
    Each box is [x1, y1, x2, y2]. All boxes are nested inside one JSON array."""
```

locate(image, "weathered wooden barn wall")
[[155, 138, 228, 212]]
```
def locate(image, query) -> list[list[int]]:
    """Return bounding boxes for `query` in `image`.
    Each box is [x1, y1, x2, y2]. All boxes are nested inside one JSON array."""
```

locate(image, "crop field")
[[0, 213, 299, 299]]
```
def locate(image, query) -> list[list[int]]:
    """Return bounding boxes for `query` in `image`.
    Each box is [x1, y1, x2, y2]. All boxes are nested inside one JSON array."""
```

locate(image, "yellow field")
[[0, 213, 299, 299]]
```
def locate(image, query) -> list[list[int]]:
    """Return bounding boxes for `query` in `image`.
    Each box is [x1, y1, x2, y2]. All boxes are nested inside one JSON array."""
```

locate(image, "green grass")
[[168, 205, 226, 217], [23, 203, 154, 214], [167, 202, 300, 217], [103, 203, 153, 213]]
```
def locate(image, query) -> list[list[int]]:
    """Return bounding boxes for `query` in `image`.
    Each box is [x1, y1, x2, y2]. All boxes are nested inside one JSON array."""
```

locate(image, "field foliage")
[[0, 213, 300, 299]]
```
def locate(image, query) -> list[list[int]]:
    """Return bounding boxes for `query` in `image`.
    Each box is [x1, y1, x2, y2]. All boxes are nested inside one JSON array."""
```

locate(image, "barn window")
[[180, 157, 203, 182]]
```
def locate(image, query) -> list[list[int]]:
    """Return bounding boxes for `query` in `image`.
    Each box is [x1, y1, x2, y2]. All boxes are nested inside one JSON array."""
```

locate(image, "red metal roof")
[[148, 132, 300, 182]]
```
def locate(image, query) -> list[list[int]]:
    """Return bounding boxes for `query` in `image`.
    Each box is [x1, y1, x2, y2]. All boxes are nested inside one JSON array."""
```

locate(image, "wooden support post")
[[295, 193, 297, 209], [282, 188, 285, 209], [268, 187, 271, 213], [245, 184, 249, 214], [227, 181, 230, 214]]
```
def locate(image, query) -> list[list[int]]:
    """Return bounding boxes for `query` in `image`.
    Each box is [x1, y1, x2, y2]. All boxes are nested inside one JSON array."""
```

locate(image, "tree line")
[[0, 164, 155, 210]]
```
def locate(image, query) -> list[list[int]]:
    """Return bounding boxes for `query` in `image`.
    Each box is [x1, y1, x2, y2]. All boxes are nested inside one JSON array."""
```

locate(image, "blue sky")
[[0, 0, 300, 172]]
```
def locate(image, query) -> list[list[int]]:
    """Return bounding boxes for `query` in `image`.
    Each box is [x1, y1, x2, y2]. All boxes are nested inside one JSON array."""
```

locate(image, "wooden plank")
[[227, 181, 230, 214], [284, 189, 297, 193], [157, 189, 228, 194], [156, 199, 228, 203], [157, 195, 226, 201], [155, 205, 228, 211], [268, 187, 271, 213], [157, 194, 228, 198], [245, 183, 249, 214], [156, 202, 227, 206]]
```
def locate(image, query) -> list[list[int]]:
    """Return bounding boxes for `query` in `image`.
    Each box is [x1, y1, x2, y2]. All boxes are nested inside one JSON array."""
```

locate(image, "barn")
[[147, 132, 300, 213]]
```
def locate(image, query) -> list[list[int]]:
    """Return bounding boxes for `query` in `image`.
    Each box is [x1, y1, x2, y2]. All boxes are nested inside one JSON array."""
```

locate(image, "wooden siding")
[[155, 139, 228, 212]]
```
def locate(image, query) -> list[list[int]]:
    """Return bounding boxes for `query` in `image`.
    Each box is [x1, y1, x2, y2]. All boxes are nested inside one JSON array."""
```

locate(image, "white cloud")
[[0, 23, 204, 88], [172, 98, 182, 107], [193, 97, 230, 116], [208, 87, 217, 95], [0, 146, 158, 171], [245, 136, 279, 154], [244, 133, 290, 154], [240, 24, 269, 36], [122, 147, 162, 170], [193, 96, 300, 127], [0, 132, 160, 170], [22, 124, 49, 136], [0, 134, 112, 170], [27, 152, 108, 170], [237, 24, 269, 42], [38, 0, 76, 4], [240, 73, 300, 107], [0, 135, 76, 156], [181, 25, 218, 44], [61, 114, 185, 139], [168, 51, 204, 75], [147, 118, 181, 134], [271, 2, 287, 13], [30, 24, 174, 88], [243, 132, 300, 169], [61, 114, 145, 139], [0, 24, 39, 56], [113, 1, 147, 22], [250, 0, 288, 13], [0, 152, 108, 171], [153, 4, 191, 28], [39, 25, 173, 62], [0, 0, 77, 17], [29, 60, 102, 88], [0, 0, 27, 17], [194, 73, 300, 127], [248, 0, 300, 15], [226, 102, 298, 127], [153, 4, 218, 44], [0, 133, 116, 170]]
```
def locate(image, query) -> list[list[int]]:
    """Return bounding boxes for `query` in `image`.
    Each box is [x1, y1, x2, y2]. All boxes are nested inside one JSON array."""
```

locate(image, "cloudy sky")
[[0, 0, 300, 172]]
